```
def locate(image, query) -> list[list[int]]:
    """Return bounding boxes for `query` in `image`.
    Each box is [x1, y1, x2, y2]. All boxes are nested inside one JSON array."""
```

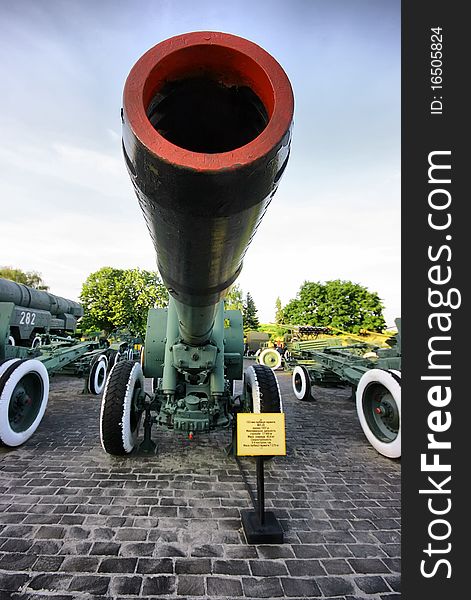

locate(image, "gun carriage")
[[0, 280, 112, 446], [288, 320, 402, 458]]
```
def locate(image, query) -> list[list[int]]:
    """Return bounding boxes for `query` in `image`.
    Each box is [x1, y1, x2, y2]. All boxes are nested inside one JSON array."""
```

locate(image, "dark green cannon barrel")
[[0, 277, 83, 317], [122, 31, 293, 344]]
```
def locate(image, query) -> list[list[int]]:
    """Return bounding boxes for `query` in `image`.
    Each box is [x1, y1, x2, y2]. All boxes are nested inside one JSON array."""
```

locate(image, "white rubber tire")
[[292, 365, 312, 401], [0, 359, 21, 378], [356, 369, 401, 459], [258, 348, 282, 370], [100, 361, 144, 455], [243, 364, 283, 413], [88, 356, 108, 395], [0, 359, 49, 447], [7, 336, 15, 346]]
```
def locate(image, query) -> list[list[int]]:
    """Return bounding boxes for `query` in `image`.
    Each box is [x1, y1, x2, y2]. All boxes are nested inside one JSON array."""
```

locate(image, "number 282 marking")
[[20, 311, 36, 325]]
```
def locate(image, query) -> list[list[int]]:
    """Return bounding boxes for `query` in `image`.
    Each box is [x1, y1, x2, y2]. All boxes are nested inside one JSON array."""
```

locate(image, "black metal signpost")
[[240, 455, 284, 544], [236, 412, 286, 544]]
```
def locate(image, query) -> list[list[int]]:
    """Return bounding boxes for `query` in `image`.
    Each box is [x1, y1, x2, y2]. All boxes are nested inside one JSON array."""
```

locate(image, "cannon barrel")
[[0, 277, 83, 317], [122, 31, 293, 344]]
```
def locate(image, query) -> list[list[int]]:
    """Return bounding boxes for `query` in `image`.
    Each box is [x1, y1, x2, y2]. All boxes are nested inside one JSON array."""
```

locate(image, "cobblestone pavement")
[[0, 360, 400, 599]]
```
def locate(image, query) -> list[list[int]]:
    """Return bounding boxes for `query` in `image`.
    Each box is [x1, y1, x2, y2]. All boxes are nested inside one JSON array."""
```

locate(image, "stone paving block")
[[174, 558, 209, 574], [28, 573, 72, 592], [67, 574, 110, 595], [242, 576, 284, 597], [206, 576, 243, 596], [355, 575, 391, 594], [0, 572, 30, 592], [191, 544, 224, 557], [59, 556, 100, 573], [109, 575, 143, 595], [176, 574, 205, 596], [31, 556, 65, 572], [250, 560, 289, 577], [28, 540, 62, 555], [114, 527, 149, 541], [281, 576, 322, 597], [317, 575, 355, 596], [225, 545, 258, 559], [89, 541, 121, 556], [292, 544, 330, 558], [98, 557, 138, 573], [141, 575, 176, 596], [382, 545, 401, 558], [321, 558, 354, 575], [383, 557, 401, 572], [384, 573, 401, 592], [285, 559, 325, 577], [349, 558, 391, 574], [256, 545, 295, 560], [0, 552, 37, 570], [348, 543, 388, 558]]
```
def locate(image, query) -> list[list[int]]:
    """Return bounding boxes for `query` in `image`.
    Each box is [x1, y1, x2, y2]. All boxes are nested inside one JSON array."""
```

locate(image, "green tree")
[[274, 296, 284, 324], [0, 266, 49, 290], [224, 284, 244, 311], [243, 292, 260, 331], [80, 267, 168, 336], [282, 280, 385, 333]]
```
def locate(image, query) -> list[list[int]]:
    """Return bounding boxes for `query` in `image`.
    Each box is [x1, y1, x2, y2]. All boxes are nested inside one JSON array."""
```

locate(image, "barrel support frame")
[[143, 298, 241, 434]]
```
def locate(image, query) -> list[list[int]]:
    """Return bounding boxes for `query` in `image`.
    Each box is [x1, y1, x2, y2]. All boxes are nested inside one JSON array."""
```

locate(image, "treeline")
[[3, 266, 386, 336]]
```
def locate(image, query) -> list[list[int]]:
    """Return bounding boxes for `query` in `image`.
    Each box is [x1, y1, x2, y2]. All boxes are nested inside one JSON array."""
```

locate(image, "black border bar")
[[402, 1, 467, 597]]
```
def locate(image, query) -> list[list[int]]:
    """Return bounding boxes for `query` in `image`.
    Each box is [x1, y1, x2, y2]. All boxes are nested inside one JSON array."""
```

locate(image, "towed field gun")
[[288, 319, 402, 458], [0, 280, 115, 447], [100, 31, 294, 455], [0, 277, 82, 347]]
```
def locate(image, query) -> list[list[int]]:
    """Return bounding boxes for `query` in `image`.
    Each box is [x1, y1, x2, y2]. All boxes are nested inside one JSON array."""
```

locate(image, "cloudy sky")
[[0, 0, 400, 326]]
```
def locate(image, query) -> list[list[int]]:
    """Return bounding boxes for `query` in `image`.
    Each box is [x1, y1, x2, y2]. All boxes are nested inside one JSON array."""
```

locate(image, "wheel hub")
[[8, 374, 43, 433], [363, 383, 399, 443]]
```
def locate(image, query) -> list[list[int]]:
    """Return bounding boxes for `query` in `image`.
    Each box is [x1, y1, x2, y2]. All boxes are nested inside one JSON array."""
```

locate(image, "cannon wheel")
[[88, 355, 108, 396], [258, 348, 282, 371], [356, 369, 401, 458], [100, 360, 144, 455], [0, 359, 49, 447], [243, 364, 283, 460], [292, 365, 313, 401], [243, 364, 283, 414]]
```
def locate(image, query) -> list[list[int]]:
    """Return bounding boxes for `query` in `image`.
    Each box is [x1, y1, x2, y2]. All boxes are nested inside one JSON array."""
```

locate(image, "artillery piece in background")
[[0, 277, 83, 347], [100, 31, 294, 455], [0, 279, 115, 447], [288, 319, 402, 458]]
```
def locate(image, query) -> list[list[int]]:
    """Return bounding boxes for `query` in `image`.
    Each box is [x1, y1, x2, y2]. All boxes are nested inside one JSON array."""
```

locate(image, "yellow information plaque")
[[236, 413, 286, 456]]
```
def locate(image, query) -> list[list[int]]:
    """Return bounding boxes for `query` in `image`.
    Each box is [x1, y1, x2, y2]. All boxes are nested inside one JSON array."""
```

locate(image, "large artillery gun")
[[100, 31, 294, 455], [288, 319, 402, 458], [0, 280, 112, 447]]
